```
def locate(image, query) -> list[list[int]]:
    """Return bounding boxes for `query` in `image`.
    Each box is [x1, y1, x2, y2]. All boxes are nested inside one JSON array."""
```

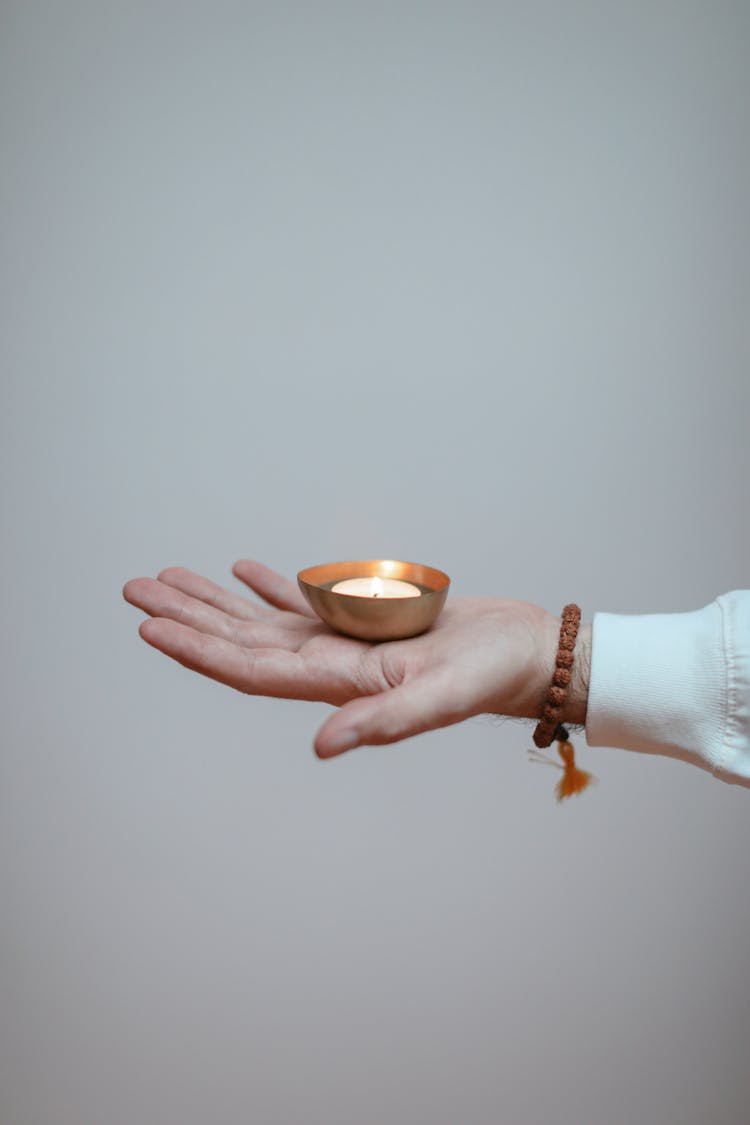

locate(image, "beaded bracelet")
[[529, 604, 595, 801], [533, 604, 581, 748]]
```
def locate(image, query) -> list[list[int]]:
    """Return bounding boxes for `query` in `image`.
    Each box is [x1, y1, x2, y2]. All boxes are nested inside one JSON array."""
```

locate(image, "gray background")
[[1, 2, 749, 1123]]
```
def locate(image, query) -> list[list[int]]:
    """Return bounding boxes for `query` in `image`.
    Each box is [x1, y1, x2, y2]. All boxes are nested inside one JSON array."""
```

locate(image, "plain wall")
[[1, 3, 749, 1123]]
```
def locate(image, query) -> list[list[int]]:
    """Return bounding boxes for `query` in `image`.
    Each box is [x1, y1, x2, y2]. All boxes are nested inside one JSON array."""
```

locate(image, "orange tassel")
[[528, 738, 596, 802], [555, 740, 594, 801]]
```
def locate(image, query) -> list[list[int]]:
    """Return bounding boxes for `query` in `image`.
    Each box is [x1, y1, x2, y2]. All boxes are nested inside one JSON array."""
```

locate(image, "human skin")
[[122, 560, 591, 758]]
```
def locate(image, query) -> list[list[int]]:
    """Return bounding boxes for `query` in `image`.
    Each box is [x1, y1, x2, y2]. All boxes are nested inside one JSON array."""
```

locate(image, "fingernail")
[[320, 728, 359, 757]]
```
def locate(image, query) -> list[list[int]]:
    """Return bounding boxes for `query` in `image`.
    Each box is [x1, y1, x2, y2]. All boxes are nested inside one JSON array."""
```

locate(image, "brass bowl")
[[297, 559, 450, 642]]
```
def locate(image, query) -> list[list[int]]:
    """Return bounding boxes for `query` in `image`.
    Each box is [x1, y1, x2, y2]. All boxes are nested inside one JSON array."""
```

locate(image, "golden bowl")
[[297, 559, 450, 642]]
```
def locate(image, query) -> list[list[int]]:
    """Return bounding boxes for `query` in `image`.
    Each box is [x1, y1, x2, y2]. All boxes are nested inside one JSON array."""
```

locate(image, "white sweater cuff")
[[585, 595, 750, 787]]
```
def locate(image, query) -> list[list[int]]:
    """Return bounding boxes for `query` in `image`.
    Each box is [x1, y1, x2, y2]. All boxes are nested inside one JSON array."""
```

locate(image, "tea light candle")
[[331, 575, 421, 599]]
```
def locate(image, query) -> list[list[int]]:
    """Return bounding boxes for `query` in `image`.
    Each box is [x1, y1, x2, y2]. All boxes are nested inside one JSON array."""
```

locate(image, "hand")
[[123, 561, 590, 757]]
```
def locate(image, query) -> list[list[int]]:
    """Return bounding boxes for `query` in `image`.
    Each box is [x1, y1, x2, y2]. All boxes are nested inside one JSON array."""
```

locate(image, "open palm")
[[123, 560, 558, 757]]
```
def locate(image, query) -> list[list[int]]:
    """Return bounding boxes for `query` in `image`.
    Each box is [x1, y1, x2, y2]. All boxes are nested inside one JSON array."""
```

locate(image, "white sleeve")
[[585, 590, 750, 788]]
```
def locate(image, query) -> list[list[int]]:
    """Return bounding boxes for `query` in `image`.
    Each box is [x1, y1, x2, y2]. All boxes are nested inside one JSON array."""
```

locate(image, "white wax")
[[331, 575, 421, 599]]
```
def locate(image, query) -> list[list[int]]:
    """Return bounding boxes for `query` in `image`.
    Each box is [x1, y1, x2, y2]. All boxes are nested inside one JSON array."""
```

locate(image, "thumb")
[[314, 667, 473, 759]]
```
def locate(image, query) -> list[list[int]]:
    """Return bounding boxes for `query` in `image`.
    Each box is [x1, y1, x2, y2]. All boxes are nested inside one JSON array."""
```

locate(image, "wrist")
[[563, 622, 591, 726], [529, 615, 591, 728]]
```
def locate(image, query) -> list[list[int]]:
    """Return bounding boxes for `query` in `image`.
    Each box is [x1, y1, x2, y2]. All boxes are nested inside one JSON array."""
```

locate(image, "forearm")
[[518, 593, 750, 791], [584, 593, 750, 788]]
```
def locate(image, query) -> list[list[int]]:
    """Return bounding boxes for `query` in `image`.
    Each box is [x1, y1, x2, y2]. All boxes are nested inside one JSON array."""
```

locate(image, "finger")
[[156, 566, 270, 620], [124, 578, 309, 651], [232, 559, 316, 617], [314, 667, 474, 758], [139, 617, 322, 700]]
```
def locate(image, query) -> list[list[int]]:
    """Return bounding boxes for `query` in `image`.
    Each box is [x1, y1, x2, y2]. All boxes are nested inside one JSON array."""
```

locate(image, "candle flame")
[[370, 575, 383, 598]]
